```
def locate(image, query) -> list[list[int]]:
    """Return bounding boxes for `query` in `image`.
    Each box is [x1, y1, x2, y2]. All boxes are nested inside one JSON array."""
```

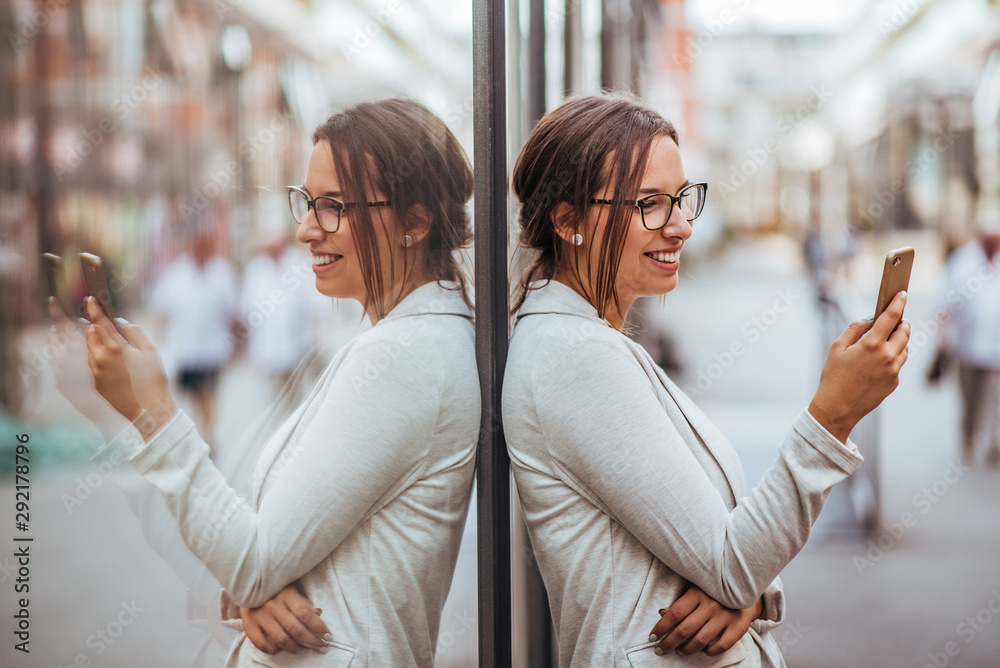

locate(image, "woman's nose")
[[295, 209, 325, 243], [662, 204, 693, 240]]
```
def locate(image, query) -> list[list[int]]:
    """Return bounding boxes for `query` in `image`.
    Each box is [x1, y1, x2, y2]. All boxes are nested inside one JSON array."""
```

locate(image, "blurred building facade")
[[682, 0, 1000, 256], [0, 0, 478, 412], [0, 0, 333, 408]]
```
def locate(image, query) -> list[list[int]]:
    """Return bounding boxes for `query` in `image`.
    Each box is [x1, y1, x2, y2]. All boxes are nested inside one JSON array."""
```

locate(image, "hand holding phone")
[[874, 247, 914, 320], [79, 253, 115, 320]]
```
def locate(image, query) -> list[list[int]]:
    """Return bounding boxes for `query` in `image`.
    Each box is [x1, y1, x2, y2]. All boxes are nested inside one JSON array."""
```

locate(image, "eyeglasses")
[[286, 186, 391, 234], [590, 182, 708, 230]]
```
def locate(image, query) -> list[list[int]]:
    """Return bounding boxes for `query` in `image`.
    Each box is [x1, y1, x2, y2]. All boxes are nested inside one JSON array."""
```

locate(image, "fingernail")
[[648, 634, 658, 642], [658, 608, 666, 615], [654, 647, 664, 656], [114, 317, 130, 325], [318, 647, 329, 654], [323, 633, 333, 641], [900, 291, 907, 299]]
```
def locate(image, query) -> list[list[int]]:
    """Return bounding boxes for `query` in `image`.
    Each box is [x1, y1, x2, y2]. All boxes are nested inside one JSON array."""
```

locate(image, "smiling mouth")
[[313, 253, 342, 265], [645, 250, 680, 263]]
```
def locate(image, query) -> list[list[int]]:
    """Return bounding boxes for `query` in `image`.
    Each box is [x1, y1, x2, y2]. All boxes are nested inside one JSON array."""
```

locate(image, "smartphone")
[[42, 253, 72, 314], [874, 246, 914, 320], [79, 252, 115, 320]]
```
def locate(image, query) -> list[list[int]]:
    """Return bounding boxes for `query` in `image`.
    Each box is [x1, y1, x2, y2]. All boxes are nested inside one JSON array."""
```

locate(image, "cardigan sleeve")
[[533, 335, 862, 610], [128, 334, 442, 609], [754, 577, 786, 633]]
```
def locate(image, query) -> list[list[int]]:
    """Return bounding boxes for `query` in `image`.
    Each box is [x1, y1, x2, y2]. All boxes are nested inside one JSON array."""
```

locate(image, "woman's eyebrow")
[[303, 185, 343, 197], [638, 180, 690, 195]]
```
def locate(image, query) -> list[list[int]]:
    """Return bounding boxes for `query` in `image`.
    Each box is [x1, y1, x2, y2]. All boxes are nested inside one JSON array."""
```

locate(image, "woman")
[[84, 98, 480, 666], [502, 94, 909, 666]]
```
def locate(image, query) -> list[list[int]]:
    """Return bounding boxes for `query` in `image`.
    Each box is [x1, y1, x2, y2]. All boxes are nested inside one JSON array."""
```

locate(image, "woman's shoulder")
[[506, 313, 639, 395], [510, 312, 626, 359], [375, 308, 474, 350], [344, 311, 475, 384]]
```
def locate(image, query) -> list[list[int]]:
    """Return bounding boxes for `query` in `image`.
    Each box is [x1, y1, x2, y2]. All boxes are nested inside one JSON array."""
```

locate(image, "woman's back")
[[504, 280, 872, 667], [224, 281, 480, 667], [79, 97, 483, 668]]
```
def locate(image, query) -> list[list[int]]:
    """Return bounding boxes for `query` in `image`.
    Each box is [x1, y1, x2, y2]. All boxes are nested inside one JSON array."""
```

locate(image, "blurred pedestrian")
[[937, 208, 1000, 466], [241, 228, 317, 400], [150, 225, 240, 442]]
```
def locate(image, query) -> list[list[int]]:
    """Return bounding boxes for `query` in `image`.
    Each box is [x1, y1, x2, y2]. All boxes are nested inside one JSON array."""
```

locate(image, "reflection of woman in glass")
[[84, 99, 479, 666], [503, 95, 910, 666]]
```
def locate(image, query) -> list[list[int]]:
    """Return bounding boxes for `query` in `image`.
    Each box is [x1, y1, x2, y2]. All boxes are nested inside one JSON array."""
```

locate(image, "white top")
[[240, 249, 321, 373], [150, 254, 240, 371], [943, 241, 1000, 367], [119, 281, 479, 667], [502, 280, 864, 667]]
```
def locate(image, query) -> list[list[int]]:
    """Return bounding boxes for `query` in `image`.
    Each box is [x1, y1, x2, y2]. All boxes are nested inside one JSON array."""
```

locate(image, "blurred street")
[[1, 234, 997, 667]]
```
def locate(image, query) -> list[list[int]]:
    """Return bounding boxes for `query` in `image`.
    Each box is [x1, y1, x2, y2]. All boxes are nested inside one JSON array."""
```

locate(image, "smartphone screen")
[[874, 247, 914, 320], [79, 253, 116, 320], [42, 253, 72, 314]]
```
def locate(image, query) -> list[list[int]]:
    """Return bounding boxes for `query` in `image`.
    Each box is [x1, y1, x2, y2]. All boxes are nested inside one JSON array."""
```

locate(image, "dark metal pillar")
[[474, 0, 510, 666], [564, 0, 583, 97], [601, 0, 632, 92], [528, 0, 546, 124], [524, 5, 554, 665]]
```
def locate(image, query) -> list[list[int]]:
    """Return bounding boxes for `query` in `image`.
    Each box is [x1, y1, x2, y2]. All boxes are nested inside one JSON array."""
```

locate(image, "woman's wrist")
[[120, 401, 144, 425], [806, 399, 854, 444], [131, 410, 161, 441], [131, 402, 177, 441]]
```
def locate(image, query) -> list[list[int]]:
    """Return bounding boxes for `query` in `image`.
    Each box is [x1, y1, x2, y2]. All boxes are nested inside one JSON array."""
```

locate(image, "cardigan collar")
[[379, 280, 473, 323], [515, 279, 613, 328]]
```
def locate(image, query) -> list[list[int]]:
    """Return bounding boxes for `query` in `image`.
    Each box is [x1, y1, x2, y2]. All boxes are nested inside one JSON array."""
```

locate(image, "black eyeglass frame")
[[590, 182, 709, 230], [286, 185, 391, 234]]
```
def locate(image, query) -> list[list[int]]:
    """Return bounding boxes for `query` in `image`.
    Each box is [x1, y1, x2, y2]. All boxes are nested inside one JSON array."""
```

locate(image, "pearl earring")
[[571, 233, 583, 246], [401, 234, 413, 248]]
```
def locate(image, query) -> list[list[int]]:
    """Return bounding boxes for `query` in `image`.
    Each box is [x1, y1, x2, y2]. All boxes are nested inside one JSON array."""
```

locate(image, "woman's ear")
[[403, 203, 433, 243], [550, 202, 578, 245]]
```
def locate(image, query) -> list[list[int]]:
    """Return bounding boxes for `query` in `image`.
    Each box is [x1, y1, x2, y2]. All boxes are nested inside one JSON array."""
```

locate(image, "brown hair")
[[511, 93, 678, 319], [313, 98, 473, 318]]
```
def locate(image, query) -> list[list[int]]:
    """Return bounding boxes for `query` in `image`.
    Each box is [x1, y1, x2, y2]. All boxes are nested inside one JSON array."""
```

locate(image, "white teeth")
[[313, 254, 338, 265], [647, 250, 680, 263]]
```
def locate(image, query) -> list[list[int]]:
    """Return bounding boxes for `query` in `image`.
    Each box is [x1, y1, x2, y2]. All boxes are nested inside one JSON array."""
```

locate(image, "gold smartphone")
[[874, 247, 914, 320], [42, 253, 72, 314], [79, 252, 115, 320]]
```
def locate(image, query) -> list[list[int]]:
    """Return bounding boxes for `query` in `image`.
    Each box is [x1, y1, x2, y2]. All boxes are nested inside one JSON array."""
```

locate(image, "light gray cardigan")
[[502, 280, 863, 667], [121, 281, 480, 667]]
